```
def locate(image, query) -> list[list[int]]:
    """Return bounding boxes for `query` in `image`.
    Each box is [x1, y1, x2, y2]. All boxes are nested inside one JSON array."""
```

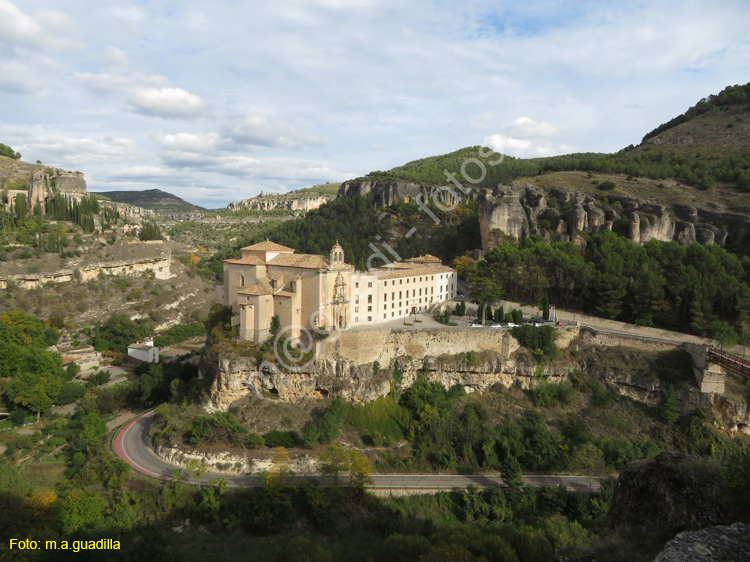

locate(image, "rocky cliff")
[[1, 156, 86, 205], [202, 327, 750, 433], [337, 177, 750, 254], [228, 194, 330, 212], [653, 522, 750, 562], [337, 180, 451, 207], [477, 181, 750, 254], [608, 452, 730, 542]]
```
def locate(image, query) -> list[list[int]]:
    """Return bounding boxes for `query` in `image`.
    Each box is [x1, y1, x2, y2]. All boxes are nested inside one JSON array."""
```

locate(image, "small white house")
[[127, 339, 159, 363]]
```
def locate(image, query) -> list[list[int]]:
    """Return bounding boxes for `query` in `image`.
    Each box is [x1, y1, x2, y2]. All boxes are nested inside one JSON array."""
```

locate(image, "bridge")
[[707, 347, 750, 380]]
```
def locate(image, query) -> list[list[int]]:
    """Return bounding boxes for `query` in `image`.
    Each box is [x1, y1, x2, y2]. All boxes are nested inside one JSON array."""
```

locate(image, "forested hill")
[[353, 83, 750, 192], [94, 189, 204, 211]]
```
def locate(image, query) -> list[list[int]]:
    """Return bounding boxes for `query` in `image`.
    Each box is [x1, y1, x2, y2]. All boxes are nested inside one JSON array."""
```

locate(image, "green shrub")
[[263, 430, 297, 448]]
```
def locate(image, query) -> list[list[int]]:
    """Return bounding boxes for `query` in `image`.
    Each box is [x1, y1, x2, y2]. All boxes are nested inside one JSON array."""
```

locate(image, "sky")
[[0, 1, 748, 208]]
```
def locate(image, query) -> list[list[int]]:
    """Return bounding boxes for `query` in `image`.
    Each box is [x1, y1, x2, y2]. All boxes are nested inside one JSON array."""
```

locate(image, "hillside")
[[349, 83, 750, 192], [95, 188, 204, 212]]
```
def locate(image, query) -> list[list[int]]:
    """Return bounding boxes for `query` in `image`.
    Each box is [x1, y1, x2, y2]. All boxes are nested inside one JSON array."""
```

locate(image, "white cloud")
[[128, 87, 211, 119], [483, 134, 532, 155], [154, 132, 224, 152], [0, 61, 42, 93], [504, 117, 559, 139], [109, 165, 171, 179], [0, 0, 81, 51], [18, 135, 138, 165], [104, 46, 129, 69], [224, 115, 326, 150]]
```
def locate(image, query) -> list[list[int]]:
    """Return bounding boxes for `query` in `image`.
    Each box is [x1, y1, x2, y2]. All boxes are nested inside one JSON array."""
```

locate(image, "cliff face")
[[0, 156, 88, 210], [337, 177, 750, 254], [608, 452, 730, 542], [338, 180, 456, 207], [653, 522, 750, 562], [227, 194, 330, 212], [477, 182, 750, 254]]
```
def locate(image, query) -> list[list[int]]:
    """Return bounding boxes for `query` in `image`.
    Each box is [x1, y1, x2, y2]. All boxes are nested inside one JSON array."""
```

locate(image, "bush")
[[263, 430, 297, 448], [597, 180, 616, 191]]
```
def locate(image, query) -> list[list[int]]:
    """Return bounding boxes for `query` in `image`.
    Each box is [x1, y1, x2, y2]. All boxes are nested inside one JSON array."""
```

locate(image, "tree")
[[266, 447, 294, 489], [319, 443, 349, 486], [269, 315, 281, 337], [348, 449, 374, 490], [139, 220, 162, 241], [14, 194, 27, 224], [542, 291, 550, 321], [659, 385, 680, 425], [302, 423, 320, 449], [5, 371, 62, 420]]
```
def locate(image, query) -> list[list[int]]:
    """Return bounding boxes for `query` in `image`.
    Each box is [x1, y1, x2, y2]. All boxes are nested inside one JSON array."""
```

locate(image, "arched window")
[[240, 275, 245, 287]]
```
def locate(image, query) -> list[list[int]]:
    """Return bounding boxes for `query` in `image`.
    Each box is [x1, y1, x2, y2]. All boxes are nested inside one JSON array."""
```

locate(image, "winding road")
[[113, 410, 606, 492]]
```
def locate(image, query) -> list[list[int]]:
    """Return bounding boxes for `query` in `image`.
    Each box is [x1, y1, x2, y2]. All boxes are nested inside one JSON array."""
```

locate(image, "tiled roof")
[[223, 255, 266, 265], [406, 254, 442, 264], [241, 241, 295, 252], [268, 253, 330, 269], [372, 263, 455, 280], [274, 291, 296, 298], [238, 277, 274, 296]]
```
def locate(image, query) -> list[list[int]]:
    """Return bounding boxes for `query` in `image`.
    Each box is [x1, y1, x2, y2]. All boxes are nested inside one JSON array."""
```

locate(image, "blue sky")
[[1, 0, 748, 208]]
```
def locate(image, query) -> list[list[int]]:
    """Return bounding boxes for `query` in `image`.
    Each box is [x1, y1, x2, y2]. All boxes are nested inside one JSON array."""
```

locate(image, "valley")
[[1, 83, 750, 562]]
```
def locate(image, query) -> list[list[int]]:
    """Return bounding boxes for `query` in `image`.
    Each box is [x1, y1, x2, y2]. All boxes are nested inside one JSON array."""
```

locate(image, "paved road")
[[113, 410, 606, 491]]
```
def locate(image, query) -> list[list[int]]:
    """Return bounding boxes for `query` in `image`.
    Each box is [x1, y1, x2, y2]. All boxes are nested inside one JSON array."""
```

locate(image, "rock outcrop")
[[608, 452, 730, 542], [653, 522, 750, 562], [228, 192, 333, 212], [337, 177, 750, 254], [476, 182, 747, 252]]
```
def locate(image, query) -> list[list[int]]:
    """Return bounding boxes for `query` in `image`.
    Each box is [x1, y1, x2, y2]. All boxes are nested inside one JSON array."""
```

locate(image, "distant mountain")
[[94, 189, 204, 212]]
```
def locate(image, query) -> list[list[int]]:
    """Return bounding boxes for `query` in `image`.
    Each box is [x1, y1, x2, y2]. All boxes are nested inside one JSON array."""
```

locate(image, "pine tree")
[[660, 385, 680, 425], [543, 292, 550, 321]]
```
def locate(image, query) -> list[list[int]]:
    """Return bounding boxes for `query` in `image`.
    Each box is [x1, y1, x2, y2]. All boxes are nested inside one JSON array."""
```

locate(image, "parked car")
[[490, 324, 505, 329], [532, 321, 544, 327], [471, 323, 483, 328], [506, 323, 519, 328], [556, 321, 568, 326]]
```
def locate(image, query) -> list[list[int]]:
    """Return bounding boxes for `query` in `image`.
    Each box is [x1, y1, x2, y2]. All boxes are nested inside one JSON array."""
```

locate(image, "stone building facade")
[[223, 241, 458, 342]]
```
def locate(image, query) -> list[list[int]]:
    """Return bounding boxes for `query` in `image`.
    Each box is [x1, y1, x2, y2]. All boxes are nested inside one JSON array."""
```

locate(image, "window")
[[368, 295, 372, 304], [391, 312, 394, 317], [384, 314, 386, 319], [392, 303, 394, 308], [355, 306, 359, 313], [431, 287, 433, 294], [384, 293, 387, 301], [355, 296, 359, 304], [240, 275, 245, 286], [384, 304, 387, 311], [368, 306, 372, 312], [355, 282, 359, 288], [400, 279, 402, 284], [368, 316, 372, 322], [419, 288, 422, 296], [406, 278, 409, 284], [368, 282, 373, 288], [399, 291, 402, 298], [355, 317, 359, 322]]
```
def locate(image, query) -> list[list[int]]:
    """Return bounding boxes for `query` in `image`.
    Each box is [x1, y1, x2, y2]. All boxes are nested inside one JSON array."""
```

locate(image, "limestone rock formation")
[[653, 522, 750, 562], [339, 176, 750, 254]]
